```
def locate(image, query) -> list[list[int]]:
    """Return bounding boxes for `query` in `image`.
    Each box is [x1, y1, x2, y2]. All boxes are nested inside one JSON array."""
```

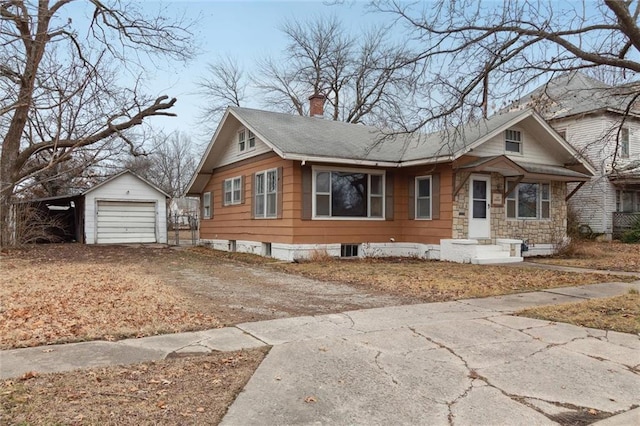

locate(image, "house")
[[508, 72, 640, 238], [186, 99, 594, 263], [18, 170, 169, 244]]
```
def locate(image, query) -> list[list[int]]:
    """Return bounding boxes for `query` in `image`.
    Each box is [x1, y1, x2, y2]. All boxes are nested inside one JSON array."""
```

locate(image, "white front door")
[[468, 175, 491, 239]]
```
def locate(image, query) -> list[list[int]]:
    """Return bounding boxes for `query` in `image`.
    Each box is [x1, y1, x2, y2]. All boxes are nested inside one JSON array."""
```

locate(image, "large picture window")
[[506, 180, 550, 219], [224, 176, 243, 205], [314, 169, 384, 218], [255, 169, 278, 218]]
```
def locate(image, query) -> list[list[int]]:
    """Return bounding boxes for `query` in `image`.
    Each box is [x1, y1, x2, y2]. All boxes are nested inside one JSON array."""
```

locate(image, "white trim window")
[[415, 176, 432, 219], [238, 129, 246, 152], [620, 127, 630, 159], [616, 190, 640, 212], [505, 129, 522, 154], [313, 168, 384, 219], [202, 192, 212, 219], [255, 168, 278, 218], [506, 180, 550, 219], [238, 129, 256, 153], [224, 176, 243, 205]]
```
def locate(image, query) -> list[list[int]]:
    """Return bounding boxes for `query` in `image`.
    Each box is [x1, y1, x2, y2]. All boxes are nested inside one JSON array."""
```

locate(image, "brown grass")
[[0, 348, 267, 425], [273, 257, 635, 302], [517, 293, 640, 334], [0, 258, 221, 350], [532, 240, 640, 272]]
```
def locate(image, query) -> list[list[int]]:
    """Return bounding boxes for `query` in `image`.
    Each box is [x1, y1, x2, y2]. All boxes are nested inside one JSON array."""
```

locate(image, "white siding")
[[552, 114, 640, 236], [216, 123, 273, 168], [84, 173, 167, 244], [471, 125, 565, 165]]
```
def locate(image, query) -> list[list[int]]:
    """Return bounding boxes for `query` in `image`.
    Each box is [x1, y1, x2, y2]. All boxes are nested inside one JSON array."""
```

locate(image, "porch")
[[613, 212, 640, 239], [440, 238, 524, 264]]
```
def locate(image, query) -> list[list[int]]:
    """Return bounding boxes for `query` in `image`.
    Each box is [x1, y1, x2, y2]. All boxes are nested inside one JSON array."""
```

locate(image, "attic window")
[[238, 129, 255, 153], [505, 129, 522, 153]]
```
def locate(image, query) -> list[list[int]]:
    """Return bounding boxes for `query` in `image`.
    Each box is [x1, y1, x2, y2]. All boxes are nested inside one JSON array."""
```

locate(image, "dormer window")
[[238, 129, 256, 153], [238, 130, 246, 152], [505, 129, 522, 153]]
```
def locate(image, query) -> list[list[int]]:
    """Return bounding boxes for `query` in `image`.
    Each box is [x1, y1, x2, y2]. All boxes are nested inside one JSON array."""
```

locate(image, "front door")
[[468, 175, 491, 239]]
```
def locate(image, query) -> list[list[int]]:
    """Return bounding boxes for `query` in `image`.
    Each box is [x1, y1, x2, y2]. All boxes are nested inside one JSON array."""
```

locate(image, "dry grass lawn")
[[518, 293, 640, 334], [0, 257, 221, 350], [0, 348, 267, 425], [274, 257, 634, 301], [530, 240, 640, 272]]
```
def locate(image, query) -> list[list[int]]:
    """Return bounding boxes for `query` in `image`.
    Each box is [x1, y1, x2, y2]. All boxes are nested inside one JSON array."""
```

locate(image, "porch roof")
[[455, 155, 591, 182], [609, 161, 640, 185]]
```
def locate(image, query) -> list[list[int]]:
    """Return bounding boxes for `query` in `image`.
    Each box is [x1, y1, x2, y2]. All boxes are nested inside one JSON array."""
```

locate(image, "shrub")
[[621, 219, 640, 243]]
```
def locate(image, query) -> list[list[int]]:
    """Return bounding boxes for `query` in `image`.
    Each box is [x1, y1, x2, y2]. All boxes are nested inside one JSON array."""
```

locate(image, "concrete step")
[[471, 256, 524, 265]]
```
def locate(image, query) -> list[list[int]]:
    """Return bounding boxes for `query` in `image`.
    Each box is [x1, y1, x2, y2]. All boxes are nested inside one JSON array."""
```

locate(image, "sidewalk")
[[1, 280, 639, 425]]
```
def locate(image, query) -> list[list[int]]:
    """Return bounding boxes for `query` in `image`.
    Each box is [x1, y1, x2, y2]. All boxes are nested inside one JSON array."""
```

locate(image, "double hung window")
[[506, 181, 550, 219], [505, 129, 522, 153], [202, 192, 212, 219], [255, 169, 278, 218], [224, 176, 243, 205], [415, 176, 432, 219]]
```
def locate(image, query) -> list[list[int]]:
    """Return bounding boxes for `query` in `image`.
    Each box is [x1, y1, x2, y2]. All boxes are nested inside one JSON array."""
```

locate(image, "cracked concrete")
[[1, 281, 638, 425], [221, 284, 640, 425]]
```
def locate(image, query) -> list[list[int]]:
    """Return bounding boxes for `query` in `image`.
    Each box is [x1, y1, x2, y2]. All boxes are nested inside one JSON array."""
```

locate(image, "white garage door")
[[96, 201, 157, 244]]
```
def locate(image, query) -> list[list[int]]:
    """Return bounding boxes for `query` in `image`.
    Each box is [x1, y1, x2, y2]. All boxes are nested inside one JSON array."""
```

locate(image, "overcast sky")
[[133, 1, 384, 143]]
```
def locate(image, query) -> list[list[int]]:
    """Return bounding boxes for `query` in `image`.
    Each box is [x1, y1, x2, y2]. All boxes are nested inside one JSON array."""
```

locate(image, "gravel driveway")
[[163, 248, 416, 325]]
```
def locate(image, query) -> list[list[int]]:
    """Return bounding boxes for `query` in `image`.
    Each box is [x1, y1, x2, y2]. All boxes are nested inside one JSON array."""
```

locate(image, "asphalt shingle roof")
[[509, 71, 640, 120], [230, 106, 530, 163]]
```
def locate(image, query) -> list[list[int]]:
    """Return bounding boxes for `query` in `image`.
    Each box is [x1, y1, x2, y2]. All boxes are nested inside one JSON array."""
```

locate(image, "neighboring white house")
[[509, 72, 640, 238]]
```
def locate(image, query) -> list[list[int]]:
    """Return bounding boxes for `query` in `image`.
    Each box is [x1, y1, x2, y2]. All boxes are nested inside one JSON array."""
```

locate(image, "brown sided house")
[[186, 102, 595, 263]]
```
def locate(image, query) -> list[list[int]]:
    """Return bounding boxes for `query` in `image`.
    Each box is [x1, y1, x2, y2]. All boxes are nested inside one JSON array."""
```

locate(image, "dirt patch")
[[0, 347, 267, 425], [0, 244, 413, 349], [2, 244, 635, 350]]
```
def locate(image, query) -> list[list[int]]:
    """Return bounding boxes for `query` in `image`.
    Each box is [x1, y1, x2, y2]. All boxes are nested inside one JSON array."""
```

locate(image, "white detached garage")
[[84, 171, 169, 244]]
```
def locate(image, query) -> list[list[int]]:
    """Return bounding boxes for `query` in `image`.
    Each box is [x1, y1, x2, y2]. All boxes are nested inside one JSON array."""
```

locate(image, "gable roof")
[[22, 170, 170, 204], [187, 106, 594, 195], [84, 170, 170, 198], [508, 71, 640, 120]]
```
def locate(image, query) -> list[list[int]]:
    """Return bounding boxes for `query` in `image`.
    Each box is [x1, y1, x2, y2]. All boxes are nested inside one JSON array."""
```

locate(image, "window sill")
[[312, 216, 386, 221]]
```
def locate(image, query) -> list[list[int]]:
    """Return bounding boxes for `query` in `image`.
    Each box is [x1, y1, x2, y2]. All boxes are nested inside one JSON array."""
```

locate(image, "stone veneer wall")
[[452, 173, 567, 245]]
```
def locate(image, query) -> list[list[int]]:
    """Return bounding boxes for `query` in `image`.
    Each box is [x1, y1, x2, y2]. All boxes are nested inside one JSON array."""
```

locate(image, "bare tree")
[[199, 15, 415, 126], [197, 55, 248, 133], [123, 130, 198, 200], [371, 0, 640, 131], [0, 0, 195, 246]]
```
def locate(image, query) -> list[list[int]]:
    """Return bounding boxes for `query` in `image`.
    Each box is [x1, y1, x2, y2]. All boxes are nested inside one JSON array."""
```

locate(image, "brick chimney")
[[309, 93, 325, 118]]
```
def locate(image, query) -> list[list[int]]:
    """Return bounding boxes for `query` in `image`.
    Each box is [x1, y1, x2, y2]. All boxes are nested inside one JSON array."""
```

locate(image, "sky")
[[124, 1, 387, 143]]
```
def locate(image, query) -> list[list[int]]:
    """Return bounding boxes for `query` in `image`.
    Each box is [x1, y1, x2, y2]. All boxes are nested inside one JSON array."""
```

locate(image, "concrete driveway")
[[223, 284, 640, 425], [2, 282, 639, 425]]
